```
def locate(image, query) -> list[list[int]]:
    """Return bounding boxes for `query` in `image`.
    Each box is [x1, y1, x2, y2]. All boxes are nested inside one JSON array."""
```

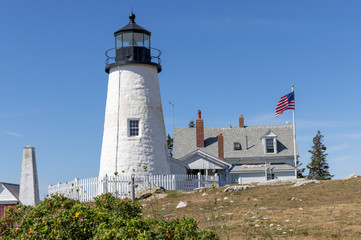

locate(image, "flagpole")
[[292, 85, 297, 178]]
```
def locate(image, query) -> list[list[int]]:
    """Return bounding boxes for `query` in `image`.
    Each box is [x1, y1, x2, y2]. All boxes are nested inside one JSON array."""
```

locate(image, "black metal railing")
[[150, 47, 162, 65], [105, 47, 162, 67]]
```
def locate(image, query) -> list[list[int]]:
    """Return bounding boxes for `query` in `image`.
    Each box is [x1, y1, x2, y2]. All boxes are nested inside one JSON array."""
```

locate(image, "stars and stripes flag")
[[275, 91, 295, 116]]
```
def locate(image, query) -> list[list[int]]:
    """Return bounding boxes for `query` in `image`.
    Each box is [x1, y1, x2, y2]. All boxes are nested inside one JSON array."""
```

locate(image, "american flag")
[[275, 92, 295, 116]]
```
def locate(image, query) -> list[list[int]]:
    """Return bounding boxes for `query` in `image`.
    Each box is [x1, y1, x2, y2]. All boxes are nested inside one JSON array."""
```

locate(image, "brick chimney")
[[218, 133, 224, 159], [196, 110, 204, 148], [239, 115, 244, 128]]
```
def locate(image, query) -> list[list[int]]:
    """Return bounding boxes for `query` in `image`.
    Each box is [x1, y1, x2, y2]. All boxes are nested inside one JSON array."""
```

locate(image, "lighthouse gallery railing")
[[48, 174, 219, 202], [104, 47, 162, 66]]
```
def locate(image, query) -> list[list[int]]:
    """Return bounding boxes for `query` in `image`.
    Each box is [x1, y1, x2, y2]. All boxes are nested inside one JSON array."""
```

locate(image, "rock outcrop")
[[343, 173, 358, 180]]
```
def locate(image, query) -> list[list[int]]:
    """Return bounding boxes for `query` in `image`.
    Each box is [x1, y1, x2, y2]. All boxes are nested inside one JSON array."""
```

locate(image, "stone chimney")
[[196, 110, 204, 148], [19, 146, 40, 206], [239, 115, 244, 128], [218, 133, 224, 159]]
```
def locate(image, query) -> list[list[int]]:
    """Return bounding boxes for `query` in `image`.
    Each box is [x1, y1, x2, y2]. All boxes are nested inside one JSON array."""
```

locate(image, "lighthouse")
[[99, 13, 171, 177]]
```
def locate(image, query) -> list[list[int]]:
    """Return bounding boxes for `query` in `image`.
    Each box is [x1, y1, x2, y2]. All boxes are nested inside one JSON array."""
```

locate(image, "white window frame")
[[262, 137, 277, 154], [128, 119, 140, 137], [265, 138, 274, 153]]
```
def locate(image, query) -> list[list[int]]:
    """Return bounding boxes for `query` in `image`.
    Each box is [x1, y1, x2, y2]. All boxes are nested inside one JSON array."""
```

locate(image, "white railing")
[[48, 173, 219, 202]]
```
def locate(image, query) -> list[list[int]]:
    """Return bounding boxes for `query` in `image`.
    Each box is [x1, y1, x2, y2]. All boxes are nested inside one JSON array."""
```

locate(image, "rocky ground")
[[139, 175, 361, 239]]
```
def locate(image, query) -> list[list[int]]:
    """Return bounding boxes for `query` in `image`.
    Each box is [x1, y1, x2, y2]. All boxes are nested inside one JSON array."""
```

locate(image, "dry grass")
[[140, 177, 361, 239]]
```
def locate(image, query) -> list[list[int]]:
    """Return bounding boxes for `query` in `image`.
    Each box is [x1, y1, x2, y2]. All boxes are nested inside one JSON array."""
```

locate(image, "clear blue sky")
[[1, 0, 360, 198]]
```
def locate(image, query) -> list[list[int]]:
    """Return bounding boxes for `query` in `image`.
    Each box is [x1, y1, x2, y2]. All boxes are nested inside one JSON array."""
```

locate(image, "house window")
[[267, 173, 275, 180], [233, 142, 241, 150], [262, 130, 277, 154], [129, 119, 139, 136], [230, 174, 240, 184], [266, 138, 274, 153]]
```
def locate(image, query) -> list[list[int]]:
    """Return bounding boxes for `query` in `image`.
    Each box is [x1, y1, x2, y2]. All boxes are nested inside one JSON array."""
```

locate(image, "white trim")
[[178, 149, 232, 168], [262, 130, 278, 154], [262, 130, 278, 138], [169, 157, 190, 169], [0, 184, 19, 203], [226, 155, 299, 161]]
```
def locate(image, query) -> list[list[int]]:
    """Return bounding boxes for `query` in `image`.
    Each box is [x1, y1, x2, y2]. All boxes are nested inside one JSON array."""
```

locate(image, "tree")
[[297, 159, 306, 178], [306, 130, 333, 180], [167, 134, 173, 157], [188, 120, 195, 128]]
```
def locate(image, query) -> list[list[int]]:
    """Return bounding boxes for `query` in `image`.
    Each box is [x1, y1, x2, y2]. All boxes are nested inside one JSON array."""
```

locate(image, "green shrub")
[[0, 193, 218, 239], [93, 192, 141, 219]]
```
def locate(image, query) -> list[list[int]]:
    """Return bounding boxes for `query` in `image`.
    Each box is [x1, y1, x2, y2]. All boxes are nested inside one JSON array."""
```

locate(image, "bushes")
[[1, 195, 95, 239], [94, 217, 218, 239], [93, 193, 141, 220], [0, 193, 218, 239]]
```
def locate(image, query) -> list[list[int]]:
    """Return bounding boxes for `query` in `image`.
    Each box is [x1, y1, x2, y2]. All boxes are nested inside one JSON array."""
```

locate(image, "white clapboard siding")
[[48, 174, 219, 202]]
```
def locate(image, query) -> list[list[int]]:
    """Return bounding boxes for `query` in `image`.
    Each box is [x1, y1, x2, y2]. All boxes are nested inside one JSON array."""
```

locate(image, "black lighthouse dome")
[[105, 14, 162, 73]]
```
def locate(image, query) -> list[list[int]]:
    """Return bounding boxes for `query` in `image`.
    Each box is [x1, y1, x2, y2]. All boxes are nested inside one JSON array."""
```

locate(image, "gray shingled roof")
[[173, 125, 298, 163], [1, 182, 20, 200]]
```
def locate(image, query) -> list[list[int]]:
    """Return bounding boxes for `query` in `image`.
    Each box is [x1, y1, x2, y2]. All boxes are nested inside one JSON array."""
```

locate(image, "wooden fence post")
[[171, 175, 176, 190], [74, 178, 80, 201], [131, 174, 135, 201], [103, 174, 108, 194], [197, 172, 201, 188]]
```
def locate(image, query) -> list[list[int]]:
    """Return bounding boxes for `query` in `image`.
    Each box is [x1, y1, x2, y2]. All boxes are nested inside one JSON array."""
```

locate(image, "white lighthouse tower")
[[99, 13, 171, 177]]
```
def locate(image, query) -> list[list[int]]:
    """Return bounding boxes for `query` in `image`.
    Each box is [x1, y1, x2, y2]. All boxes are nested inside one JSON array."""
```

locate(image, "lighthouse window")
[[144, 34, 150, 48], [133, 33, 144, 47], [129, 119, 139, 136], [122, 32, 133, 47], [116, 34, 123, 49]]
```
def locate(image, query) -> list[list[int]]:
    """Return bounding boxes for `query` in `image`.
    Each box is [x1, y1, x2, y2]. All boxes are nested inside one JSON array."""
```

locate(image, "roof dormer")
[[262, 130, 278, 154]]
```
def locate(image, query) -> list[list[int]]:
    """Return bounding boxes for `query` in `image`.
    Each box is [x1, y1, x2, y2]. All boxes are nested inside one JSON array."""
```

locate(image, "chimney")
[[239, 115, 244, 128], [196, 110, 204, 148], [218, 133, 224, 159]]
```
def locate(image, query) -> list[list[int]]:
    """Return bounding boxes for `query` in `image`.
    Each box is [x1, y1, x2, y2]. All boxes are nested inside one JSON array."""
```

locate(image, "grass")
[[140, 177, 361, 239]]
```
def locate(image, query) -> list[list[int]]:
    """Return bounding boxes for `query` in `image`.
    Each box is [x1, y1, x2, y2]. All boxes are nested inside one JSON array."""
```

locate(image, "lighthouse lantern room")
[[105, 13, 161, 73], [99, 13, 170, 177]]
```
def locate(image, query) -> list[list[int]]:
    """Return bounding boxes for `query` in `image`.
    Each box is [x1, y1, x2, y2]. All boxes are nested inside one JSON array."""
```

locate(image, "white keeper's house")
[[172, 110, 299, 186]]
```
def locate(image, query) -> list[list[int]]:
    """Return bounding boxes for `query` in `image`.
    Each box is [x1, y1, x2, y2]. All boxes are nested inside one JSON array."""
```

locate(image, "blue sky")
[[1, 0, 361, 198]]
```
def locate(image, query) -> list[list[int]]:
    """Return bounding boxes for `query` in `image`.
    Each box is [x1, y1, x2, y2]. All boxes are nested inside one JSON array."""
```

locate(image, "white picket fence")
[[48, 173, 219, 202]]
